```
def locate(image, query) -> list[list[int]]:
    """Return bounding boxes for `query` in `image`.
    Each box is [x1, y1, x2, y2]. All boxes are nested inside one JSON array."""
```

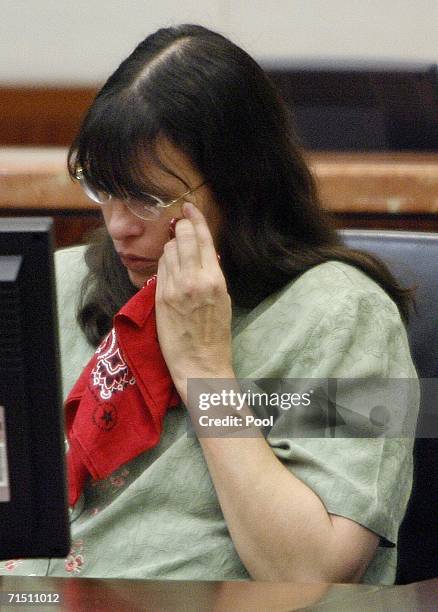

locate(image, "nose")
[[104, 200, 144, 240]]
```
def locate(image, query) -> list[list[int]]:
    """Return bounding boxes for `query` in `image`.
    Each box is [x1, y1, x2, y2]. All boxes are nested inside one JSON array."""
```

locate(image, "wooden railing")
[[1, 147, 437, 247]]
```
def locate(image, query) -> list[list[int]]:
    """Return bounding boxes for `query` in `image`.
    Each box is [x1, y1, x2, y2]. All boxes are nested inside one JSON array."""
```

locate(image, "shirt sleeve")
[[265, 280, 419, 546]]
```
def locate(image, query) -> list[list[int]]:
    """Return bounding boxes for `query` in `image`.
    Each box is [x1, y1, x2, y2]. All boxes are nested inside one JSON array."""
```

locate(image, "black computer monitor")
[[0, 217, 70, 559], [264, 61, 438, 151]]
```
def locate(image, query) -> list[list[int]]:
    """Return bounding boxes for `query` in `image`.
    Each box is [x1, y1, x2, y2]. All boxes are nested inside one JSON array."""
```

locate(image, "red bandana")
[[65, 275, 179, 506]]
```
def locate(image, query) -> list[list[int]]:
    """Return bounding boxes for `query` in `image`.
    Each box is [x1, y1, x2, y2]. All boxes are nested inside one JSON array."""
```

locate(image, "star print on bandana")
[[65, 273, 180, 506], [93, 403, 118, 431], [92, 329, 136, 400]]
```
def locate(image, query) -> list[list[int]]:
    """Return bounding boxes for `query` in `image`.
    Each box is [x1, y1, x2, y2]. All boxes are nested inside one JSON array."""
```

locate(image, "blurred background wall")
[[1, 0, 437, 85], [1, 0, 437, 244]]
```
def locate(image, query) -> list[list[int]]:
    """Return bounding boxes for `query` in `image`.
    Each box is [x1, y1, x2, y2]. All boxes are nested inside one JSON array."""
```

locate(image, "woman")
[[2, 24, 417, 583]]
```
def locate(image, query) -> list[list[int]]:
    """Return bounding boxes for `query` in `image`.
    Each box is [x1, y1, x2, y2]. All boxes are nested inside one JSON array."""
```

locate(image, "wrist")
[[173, 366, 236, 405]]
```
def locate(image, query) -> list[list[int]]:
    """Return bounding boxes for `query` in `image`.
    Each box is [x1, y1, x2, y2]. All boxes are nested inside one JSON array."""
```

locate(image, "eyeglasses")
[[75, 167, 205, 220]]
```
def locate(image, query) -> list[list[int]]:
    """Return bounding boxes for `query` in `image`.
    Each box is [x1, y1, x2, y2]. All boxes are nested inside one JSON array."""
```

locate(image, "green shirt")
[[0, 246, 418, 584]]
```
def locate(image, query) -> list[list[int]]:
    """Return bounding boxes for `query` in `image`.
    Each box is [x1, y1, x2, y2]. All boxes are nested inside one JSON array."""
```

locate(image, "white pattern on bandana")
[[92, 329, 136, 400]]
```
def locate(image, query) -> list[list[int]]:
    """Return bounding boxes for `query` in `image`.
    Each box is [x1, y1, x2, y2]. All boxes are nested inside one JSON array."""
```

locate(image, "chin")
[[128, 270, 152, 289]]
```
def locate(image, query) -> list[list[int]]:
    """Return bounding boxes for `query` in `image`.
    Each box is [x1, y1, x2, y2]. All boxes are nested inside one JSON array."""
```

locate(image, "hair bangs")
[[68, 90, 167, 199]]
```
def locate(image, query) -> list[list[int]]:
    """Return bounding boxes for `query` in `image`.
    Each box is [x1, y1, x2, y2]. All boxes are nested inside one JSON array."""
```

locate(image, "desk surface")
[[0, 576, 436, 611], [1, 147, 438, 214]]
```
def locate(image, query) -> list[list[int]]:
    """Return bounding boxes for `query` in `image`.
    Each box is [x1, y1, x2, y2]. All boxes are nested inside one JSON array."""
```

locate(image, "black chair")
[[340, 229, 438, 584]]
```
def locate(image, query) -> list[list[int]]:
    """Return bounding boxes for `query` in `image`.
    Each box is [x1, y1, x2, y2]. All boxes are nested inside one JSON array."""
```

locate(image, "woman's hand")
[[156, 203, 379, 585], [155, 202, 234, 399]]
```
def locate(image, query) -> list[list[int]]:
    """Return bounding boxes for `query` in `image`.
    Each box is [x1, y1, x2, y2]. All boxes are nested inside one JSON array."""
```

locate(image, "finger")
[[182, 202, 218, 270], [155, 254, 167, 303], [162, 237, 180, 278], [174, 216, 202, 273]]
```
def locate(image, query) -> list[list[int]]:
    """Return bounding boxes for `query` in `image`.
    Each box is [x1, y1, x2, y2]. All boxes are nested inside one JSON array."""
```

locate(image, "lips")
[[118, 253, 157, 273]]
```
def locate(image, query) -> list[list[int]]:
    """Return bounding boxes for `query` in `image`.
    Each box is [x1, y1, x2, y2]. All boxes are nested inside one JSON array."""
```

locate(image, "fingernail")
[[183, 201, 195, 217]]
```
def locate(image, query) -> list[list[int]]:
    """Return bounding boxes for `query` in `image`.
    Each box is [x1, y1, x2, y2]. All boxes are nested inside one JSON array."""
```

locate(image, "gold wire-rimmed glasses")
[[75, 167, 205, 221]]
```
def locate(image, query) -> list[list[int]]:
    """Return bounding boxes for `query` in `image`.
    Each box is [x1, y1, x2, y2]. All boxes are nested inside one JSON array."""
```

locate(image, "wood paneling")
[[0, 87, 98, 146]]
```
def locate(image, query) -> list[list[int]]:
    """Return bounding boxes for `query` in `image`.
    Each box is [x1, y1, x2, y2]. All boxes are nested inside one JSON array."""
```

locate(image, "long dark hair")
[[68, 24, 412, 347]]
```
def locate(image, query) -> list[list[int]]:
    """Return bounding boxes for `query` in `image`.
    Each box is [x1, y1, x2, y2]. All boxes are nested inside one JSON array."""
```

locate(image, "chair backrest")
[[340, 229, 438, 584]]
